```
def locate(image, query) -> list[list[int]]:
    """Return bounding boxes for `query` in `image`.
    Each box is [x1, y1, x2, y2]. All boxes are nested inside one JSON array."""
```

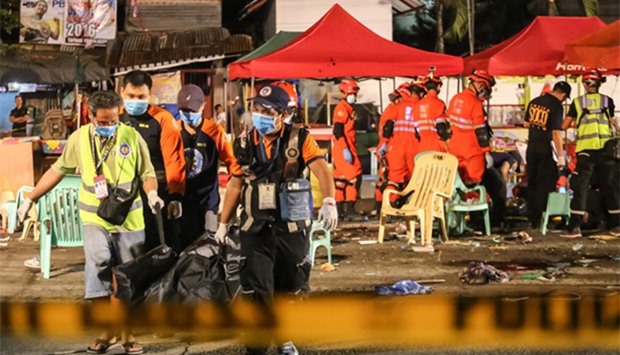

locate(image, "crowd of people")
[[11, 67, 619, 354]]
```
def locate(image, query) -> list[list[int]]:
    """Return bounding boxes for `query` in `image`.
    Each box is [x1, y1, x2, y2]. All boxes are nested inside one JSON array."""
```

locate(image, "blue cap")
[[250, 85, 290, 110]]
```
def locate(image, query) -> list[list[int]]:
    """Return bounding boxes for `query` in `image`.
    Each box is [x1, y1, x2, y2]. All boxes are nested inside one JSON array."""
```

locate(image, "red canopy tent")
[[228, 4, 463, 80], [464, 16, 606, 76], [565, 20, 620, 70]]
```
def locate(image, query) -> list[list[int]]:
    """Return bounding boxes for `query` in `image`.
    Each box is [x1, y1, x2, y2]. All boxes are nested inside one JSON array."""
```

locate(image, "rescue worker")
[[332, 78, 364, 220], [175, 84, 243, 248], [18, 91, 162, 355], [375, 83, 411, 208], [560, 69, 620, 238], [523, 81, 571, 228], [271, 81, 300, 126], [413, 71, 451, 153], [120, 70, 186, 251], [384, 78, 427, 195], [230, 84, 338, 354], [447, 70, 506, 229]]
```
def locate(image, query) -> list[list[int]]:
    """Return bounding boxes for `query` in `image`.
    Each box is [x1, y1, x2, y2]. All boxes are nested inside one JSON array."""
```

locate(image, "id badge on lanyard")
[[94, 174, 108, 199], [258, 182, 277, 210]]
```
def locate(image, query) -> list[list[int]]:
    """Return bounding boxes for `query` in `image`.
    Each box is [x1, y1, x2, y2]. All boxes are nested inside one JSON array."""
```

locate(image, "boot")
[[344, 201, 367, 222], [337, 202, 346, 221]]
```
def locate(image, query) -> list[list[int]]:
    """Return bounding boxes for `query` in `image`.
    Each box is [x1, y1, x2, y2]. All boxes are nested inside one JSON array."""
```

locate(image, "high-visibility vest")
[[574, 93, 613, 152], [79, 124, 145, 231]]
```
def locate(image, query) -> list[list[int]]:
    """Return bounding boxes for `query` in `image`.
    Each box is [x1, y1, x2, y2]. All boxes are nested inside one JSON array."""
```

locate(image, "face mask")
[[94, 124, 118, 138], [346, 94, 356, 105], [124, 99, 149, 116], [180, 111, 202, 126], [474, 83, 491, 101], [252, 112, 278, 135]]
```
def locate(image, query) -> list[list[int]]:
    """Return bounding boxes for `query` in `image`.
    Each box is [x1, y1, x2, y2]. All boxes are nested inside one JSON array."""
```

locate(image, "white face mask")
[[346, 94, 356, 105]]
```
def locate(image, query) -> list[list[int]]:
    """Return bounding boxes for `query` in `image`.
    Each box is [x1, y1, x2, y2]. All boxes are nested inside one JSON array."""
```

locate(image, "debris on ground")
[[575, 258, 600, 266], [572, 243, 584, 251], [489, 246, 509, 251], [502, 231, 532, 244], [376, 279, 433, 295], [408, 244, 435, 253], [444, 241, 480, 247], [589, 235, 618, 241], [522, 273, 556, 282], [0, 236, 11, 242], [459, 261, 511, 285], [358, 240, 377, 245], [320, 263, 336, 272], [416, 279, 446, 284]]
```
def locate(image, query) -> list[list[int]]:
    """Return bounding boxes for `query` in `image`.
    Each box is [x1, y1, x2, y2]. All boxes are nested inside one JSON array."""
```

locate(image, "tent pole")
[[75, 83, 80, 130], [304, 98, 309, 126], [250, 76, 255, 131], [327, 91, 331, 126], [378, 78, 383, 114]]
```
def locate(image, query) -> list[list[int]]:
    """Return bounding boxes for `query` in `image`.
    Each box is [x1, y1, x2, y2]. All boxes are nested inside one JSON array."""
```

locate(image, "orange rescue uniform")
[[447, 89, 489, 183], [386, 96, 420, 188], [332, 100, 362, 202], [413, 91, 448, 154], [375, 102, 399, 203]]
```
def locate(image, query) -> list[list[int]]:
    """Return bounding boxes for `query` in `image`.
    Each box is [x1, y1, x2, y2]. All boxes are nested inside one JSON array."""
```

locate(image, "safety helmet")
[[339, 78, 360, 95], [582, 69, 606, 86], [409, 77, 427, 98], [396, 82, 412, 98], [271, 81, 298, 108], [468, 69, 496, 89]]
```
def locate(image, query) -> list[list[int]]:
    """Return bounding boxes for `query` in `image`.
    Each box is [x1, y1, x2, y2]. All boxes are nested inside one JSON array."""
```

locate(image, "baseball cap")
[[177, 84, 205, 112], [553, 81, 571, 99], [249, 85, 290, 110]]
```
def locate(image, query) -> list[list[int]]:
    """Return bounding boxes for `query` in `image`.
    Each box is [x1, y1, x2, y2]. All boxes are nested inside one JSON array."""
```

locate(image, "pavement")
[[1, 221, 619, 354]]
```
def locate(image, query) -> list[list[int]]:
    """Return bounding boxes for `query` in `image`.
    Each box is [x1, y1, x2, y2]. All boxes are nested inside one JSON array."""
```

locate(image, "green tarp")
[[236, 31, 302, 62]]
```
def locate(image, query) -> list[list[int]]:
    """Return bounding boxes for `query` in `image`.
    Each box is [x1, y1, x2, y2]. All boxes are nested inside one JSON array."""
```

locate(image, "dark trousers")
[[179, 201, 209, 251], [481, 167, 507, 227], [526, 143, 558, 226], [240, 222, 311, 354], [569, 149, 620, 229]]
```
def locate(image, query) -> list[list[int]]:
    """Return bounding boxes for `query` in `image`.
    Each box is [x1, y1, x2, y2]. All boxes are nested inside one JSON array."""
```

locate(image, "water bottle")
[[558, 187, 567, 194]]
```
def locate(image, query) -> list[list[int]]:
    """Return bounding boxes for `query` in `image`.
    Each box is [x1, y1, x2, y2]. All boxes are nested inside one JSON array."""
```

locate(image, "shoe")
[[24, 256, 41, 269], [609, 227, 620, 238], [560, 227, 582, 239], [277, 341, 299, 355]]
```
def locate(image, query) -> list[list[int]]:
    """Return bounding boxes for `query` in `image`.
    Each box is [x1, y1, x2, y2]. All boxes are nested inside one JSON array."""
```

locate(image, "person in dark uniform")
[[523, 81, 571, 227], [229, 84, 338, 354], [175, 84, 243, 248], [120, 70, 186, 251], [9, 95, 29, 137], [560, 69, 619, 238]]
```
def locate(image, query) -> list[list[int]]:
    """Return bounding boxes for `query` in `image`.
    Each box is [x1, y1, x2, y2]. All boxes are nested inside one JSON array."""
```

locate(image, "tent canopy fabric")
[[228, 4, 463, 80], [237, 31, 302, 62], [464, 16, 606, 76], [565, 20, 620, 70]]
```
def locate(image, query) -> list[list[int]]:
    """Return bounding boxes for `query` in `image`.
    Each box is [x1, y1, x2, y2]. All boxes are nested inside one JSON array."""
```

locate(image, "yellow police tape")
[[1, 294, 619, 349]]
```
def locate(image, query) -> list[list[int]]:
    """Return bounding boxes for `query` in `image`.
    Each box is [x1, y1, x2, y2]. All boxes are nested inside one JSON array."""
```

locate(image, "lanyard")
[[256, 134, 281, 175], [90, 132, 116, 174]]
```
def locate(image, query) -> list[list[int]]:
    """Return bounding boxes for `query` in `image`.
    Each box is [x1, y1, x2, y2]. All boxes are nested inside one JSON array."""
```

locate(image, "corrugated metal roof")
[[392, 0, 424, 14], [106, 27, 253, 69]]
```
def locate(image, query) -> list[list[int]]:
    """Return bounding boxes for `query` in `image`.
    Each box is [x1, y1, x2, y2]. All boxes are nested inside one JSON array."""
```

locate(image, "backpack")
[[42, 109, 67, 140]]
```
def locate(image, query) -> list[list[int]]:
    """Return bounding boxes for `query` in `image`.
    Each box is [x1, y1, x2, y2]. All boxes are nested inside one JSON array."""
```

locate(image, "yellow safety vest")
[[574, 93, 613, 152], [79, 124, 145, 231]]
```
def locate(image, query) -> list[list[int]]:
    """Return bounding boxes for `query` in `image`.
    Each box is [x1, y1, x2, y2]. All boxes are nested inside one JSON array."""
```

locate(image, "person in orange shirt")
[[332, 78, 364, 220], [384, 79, 427, 195], [230, 84, 337, 354], [447, 70, 506, 228], [120, 70, 186, 251], [374, 83, 411, 207], [413, 72, 451, 154], [174, 84, 244, 249]]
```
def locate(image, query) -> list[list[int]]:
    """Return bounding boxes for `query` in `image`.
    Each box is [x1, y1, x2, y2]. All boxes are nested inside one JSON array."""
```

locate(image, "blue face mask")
[[94, 124, 118, 138], [124, 99, 149, 116], [252, 112, 278, 136], [180, 111, 202, 126]]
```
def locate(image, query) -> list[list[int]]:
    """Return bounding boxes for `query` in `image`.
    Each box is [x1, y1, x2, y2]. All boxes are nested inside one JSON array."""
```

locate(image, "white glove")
[[167, 200, 182, 219], [17, 198, 33, 223], [215, 222, 229, 243], [557, 156, 566, 168], [147, 190, 164, 214], [317, 197, 338, 231], [485, 153, 494, 169]]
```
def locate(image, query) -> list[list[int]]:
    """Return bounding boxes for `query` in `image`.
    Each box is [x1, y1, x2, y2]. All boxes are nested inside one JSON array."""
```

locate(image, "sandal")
[[86, 337, 118, 354], [122, 341, 144, 355]]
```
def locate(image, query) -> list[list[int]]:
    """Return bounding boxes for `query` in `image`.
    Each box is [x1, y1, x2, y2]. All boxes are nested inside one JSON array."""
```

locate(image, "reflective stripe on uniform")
[[575, 93, 612, 152]]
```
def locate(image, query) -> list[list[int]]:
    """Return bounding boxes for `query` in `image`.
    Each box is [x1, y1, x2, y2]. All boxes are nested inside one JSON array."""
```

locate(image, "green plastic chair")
[[309, 221, 331, 265], [3, 186, 35, 234], [540, 192, 570, 235], [445, 174, 491, 236], [38, 175, 83, 279]]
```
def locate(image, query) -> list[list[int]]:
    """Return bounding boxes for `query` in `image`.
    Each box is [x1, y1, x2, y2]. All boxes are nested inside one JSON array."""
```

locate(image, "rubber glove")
[[317, 197, 338, 231], [343, 148, 353, 164], [485, 153, 494, 169], [214, 222, 229, 243], [378, 143, 387, 157], [147, 190, 164, 214], [17, 198, 33, 223], [167, 200, 182, 219]]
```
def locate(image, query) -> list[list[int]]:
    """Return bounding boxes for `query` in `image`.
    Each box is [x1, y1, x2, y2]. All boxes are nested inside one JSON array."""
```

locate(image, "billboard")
[[20, 0, 116, 46]]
